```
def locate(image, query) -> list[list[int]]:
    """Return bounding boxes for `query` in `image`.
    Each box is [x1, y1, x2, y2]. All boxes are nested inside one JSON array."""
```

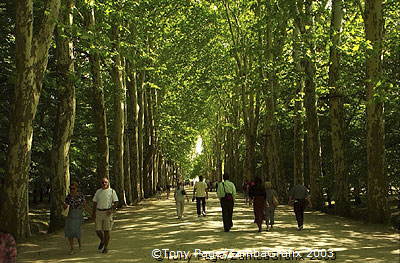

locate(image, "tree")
[[0, 0, 61, 238], [363, 0, 388, 223], [49, 0, 76, 232], [84, 1, 110, 181]]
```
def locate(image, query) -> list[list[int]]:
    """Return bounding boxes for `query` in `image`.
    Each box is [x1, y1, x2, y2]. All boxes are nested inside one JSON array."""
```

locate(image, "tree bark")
[[364, 0, 387, 223], [293, 0, 324, 210], [123, 59, 132, 205], [292, 28, 305, 186], [84, 4, 109, 181], [0, 0, 61, 238], [143, 87, 151, 197], [49, 0, 76, 233], [126, 63, 140, 203], [137, 71, 145, 199], [329, 0, 349, 216], [112, 26, 126, 206]]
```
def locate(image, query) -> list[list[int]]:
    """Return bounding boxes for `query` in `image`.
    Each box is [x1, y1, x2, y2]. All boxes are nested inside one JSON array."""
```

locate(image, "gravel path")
[[17, 189, 399, 262]]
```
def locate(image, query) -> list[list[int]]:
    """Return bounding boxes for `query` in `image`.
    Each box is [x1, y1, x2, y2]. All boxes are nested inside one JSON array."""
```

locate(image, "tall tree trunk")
[[123, 59, 132, 205], [293, 0, 323, 210], [364, 0, 387, 223], [143, 87, 151, 197], [49, 0, 76, 233], [292, 28, 305, 186], [84, 4, 109, 181], [329, 0, 349, 216], [137, 72, 145, 199], [0, 0, 61, 238], [112, 26, 126, 206], [303, 58, 323, 210], [126, 63, 140, 203]]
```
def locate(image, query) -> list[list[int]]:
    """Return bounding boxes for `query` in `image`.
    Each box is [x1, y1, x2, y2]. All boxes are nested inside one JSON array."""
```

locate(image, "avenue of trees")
[[0, 0, 398, 239]]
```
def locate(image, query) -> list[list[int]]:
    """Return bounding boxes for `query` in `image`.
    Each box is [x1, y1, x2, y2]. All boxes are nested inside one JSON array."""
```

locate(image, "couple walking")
[[249, 178, 278, 232], [173, 176, 209, 219], [63, 178, 118, 254]]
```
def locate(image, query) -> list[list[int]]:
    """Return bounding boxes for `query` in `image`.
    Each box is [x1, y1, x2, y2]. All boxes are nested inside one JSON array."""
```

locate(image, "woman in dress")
[[265, 181, 278, 231], [64, 182, 90, 254], [249, 177, 266, 232]]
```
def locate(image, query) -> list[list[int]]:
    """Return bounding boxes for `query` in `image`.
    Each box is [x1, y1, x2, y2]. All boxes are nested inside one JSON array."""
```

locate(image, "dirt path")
[[17, 190, 399, 262]]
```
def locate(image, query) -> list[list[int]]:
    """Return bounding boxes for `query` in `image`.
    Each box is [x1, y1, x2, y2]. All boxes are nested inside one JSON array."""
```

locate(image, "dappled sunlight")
[[17, 190, 399, 263]]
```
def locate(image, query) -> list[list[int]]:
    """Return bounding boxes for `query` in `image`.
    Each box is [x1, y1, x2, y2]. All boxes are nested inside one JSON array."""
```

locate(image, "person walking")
[[217, 173, 236, 232], [63, 182, 91, 254], [288, 182, 312, 231], [174, 182, 189, 219], [166, 184, 171, 199], [193, 175, 208, 217], [249, 177, 266, 232], [92, 178, 118, 253], [264, 181, 278, 231]]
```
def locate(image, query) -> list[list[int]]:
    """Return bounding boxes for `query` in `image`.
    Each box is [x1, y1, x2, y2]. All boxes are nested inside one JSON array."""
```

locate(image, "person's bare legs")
[[77, 238, 81, 250], [68, 238, 74, 254], [103, 231, 110, 253], [96, 230, 104, 249]]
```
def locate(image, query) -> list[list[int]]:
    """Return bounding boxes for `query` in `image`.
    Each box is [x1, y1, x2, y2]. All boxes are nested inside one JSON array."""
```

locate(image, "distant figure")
[[193, 176, 209, 217], [288, 182, 311, 231], [92, 178, 119, 254], [247, 180, 255, 206], [249, 177, 266, 232], [156, 184, 162, 200], [64, 182, 91, 254], [264, 181, 278, 231], [217, 173, 237, 232], [174, 182, 190, 219], [166, 184, 171, 199], [0, 231, 17, 263], [242, 180, 250, 205]]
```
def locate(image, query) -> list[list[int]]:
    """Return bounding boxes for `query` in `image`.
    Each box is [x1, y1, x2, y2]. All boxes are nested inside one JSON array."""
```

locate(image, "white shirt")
[[194, 181, 208, 197], [93, 188, 119, 209]]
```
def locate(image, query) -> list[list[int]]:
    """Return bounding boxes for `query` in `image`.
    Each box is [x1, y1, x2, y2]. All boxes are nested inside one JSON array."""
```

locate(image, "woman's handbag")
[[62, 205, 70, 217]]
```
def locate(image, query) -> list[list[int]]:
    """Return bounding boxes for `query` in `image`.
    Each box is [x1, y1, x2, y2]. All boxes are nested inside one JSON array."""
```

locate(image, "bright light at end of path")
[[195, 137, 203, 154]]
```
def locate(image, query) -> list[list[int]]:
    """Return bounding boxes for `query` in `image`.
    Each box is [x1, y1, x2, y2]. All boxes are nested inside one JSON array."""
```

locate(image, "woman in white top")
[[174, 182, 189, 219]]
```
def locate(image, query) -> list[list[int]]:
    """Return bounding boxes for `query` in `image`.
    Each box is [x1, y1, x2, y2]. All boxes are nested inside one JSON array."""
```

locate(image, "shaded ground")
[[18, 189, 399, 262]]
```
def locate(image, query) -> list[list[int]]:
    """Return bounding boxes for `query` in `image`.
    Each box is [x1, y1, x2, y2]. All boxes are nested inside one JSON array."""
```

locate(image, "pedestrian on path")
[[249, 177, 266, 232], [92, 178, 118, 254], [217, 173, 236, 232], [64, 181, 91, 254], [193, 175, 208, 217], [288, 182, 311, 231], [264, 181, 278, 231], [166, 184, 171, 199], [174, 182, 189, 219]]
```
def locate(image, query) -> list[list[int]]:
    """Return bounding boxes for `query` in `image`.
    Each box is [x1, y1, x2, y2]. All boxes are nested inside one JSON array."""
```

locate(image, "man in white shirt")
[[217, 173, 236, 232], [92, 177, 118, 253], [193, 175, 208, 217]]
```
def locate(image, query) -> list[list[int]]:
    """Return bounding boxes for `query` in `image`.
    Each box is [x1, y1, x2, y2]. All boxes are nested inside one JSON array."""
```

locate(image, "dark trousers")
[[294, 199, 306, 227], [196, 197, 206, 215], [220, 198, 234, 231]]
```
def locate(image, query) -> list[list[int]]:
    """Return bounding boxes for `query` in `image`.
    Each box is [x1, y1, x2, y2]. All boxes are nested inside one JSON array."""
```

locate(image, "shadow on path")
[[17, 190, 399, 262]]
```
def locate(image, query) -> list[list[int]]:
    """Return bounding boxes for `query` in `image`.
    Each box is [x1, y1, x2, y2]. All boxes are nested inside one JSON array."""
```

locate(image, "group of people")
[[173, 173, 311, 233], [62, 174, 311, 255]]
